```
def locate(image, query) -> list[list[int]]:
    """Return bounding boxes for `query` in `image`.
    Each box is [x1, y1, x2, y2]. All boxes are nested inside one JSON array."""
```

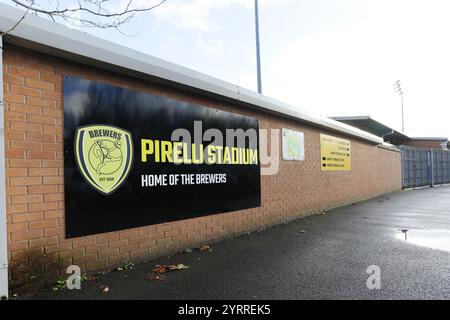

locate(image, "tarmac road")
[[24, 186, 450, 300]]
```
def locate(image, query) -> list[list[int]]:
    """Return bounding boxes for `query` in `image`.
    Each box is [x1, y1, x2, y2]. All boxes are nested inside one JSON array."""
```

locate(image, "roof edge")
[[410, 137, 449, 141]]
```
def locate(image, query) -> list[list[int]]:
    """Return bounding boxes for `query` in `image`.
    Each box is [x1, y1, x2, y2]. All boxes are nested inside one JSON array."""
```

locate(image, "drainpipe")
[[430, 148, 434, 188], [399, 145, 405, 189], [0, 35, 9, 299]]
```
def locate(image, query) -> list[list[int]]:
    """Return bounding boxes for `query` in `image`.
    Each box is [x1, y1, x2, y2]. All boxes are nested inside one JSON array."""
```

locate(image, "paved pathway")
[[25, 187, 450, 300]]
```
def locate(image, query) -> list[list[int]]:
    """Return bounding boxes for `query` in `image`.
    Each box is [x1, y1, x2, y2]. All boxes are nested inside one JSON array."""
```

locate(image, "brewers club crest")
[[75, 125, 133, 195]]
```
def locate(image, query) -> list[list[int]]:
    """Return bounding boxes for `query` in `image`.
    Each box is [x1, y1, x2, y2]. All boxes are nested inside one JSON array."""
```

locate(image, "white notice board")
[[282, 129, 305, 161]]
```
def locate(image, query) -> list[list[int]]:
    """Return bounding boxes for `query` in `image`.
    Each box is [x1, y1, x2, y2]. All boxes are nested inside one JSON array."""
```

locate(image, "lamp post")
[[254, 0, 262, 94], [394, 80, 405, 132]]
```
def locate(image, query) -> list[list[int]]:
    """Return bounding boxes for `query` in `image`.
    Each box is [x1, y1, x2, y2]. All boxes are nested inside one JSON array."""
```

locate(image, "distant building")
[[331, 116, 449, 150], [405, 137, 449, 150]]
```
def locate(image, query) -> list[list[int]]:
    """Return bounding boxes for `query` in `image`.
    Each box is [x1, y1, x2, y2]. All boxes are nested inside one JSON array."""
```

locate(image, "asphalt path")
[[25, 186, 450, 300]]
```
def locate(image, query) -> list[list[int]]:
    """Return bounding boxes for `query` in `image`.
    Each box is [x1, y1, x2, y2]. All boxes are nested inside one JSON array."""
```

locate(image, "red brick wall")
[[403, 140, 447, 150], [2, 44, 402, 292]]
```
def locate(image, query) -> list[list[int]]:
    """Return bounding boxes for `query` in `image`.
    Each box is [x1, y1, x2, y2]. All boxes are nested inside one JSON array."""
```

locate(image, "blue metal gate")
[[432, 149, 450, 185], [401, 146, 450, 189]]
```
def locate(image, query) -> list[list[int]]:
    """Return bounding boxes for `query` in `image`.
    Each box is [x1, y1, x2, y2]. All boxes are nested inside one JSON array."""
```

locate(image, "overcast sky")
[[4, 0, 450, 137]]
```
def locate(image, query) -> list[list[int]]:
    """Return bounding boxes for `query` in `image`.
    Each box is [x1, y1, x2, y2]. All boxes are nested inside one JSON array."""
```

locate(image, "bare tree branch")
[[2, 0, 167, 35], [11, 0, 168, 19], [0, 0, 35, 36]]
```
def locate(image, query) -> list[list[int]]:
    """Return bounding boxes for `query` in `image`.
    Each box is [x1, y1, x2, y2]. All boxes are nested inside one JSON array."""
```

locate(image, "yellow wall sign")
[[320, 134, 351, 171]]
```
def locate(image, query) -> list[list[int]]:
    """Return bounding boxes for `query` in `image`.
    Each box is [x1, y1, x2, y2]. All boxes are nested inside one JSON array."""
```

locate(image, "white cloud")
[[195, 35, 224, 56], [7, 0, 448, 137], [262, 0, 450, 136]]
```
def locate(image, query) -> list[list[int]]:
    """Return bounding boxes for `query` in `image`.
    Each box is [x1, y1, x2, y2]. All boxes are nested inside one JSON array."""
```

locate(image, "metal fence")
[[401, 146, 450, 189]]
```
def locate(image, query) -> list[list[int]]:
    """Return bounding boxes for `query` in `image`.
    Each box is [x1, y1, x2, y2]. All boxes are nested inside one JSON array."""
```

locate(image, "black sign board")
[[63, 76, 261, 238]]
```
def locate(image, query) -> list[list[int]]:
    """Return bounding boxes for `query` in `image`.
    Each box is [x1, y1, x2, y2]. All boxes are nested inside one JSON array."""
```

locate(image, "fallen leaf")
[[145, 273, 167, 281], [153, 264, 190, 273], [153, 265, 169, 273], [167, 264, 190, 271], [199, 244, 212, 252], [98, 285, 109, 293]]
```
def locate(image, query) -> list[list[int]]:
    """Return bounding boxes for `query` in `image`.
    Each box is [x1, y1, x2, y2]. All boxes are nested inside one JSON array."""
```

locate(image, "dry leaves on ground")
[[199, 244, 213, 252], [145, 273, 167, 281], [152, 264, 190, 273], [98, 285, 110, 293]]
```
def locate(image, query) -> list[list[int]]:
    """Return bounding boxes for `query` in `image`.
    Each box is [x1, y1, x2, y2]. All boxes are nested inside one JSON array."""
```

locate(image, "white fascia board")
[[0, 3, 382, 145], [378, 142, 401, 153], [0, 35, 9, 299]]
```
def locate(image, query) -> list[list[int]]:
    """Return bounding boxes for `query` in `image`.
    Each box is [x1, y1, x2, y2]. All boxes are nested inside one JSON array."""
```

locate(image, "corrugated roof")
[[331, 116, 410, 145]]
